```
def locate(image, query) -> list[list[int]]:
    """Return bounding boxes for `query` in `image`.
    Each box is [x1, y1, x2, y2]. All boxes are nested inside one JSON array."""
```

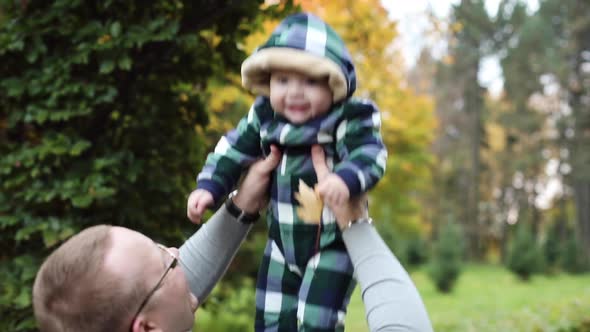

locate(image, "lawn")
[[345, 264, 590, 332]]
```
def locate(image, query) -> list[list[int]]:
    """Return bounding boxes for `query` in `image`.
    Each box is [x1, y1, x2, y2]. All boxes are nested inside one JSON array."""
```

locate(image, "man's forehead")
[[104, 227, 156, 275], [110, 227, 152, 249]]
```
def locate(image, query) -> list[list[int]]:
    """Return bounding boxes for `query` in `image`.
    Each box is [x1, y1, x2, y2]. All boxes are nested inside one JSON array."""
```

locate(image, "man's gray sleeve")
[[342, 223, 434, 332], [179, 205, 252, 302]]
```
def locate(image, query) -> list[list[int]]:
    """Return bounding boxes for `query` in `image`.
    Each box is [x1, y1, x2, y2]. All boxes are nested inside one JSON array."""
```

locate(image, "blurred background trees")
[[416, 0, 589, 268]]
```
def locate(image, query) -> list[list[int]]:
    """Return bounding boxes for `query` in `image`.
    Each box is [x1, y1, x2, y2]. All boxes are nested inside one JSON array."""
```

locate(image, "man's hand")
[[187, 189, 214, 224], [233, 145, 282, 214], [311, 145, 367, 230]]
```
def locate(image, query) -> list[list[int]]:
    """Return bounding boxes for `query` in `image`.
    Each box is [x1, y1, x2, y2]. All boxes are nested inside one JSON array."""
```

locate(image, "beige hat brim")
[[241, 48, 348, 102]]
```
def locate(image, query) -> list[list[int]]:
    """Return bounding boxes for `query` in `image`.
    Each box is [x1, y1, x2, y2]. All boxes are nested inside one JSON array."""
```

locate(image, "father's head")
[[33, 225, 198, 332]]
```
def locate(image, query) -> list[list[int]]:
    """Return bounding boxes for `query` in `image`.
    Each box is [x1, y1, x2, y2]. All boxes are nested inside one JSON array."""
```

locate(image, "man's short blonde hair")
[[33, 225, 146, 332]]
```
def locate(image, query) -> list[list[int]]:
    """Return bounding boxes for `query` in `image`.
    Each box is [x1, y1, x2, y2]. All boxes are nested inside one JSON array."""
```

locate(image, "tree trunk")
[[572, 86, 590, 257], [570, 23, 590, 257], [531, 202, 540, 237], [466, 62, 484, 260], [574, 183, 590, 257]]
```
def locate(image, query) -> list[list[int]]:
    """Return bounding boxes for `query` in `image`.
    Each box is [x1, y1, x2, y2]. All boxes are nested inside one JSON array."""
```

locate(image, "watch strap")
[[225, 192, 259, 224]]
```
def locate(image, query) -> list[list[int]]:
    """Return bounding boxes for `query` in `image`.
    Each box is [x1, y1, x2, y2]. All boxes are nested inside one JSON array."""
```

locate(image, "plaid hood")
[[241, 13, 357, 103]]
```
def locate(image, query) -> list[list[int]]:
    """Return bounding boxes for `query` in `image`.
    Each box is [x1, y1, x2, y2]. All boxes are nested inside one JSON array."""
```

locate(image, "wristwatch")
[[345, 217, 373, 230], [225, 190, 260, 224]]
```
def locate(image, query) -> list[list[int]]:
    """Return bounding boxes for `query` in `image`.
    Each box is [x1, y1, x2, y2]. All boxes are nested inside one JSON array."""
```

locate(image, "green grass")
[[345, 264, 590, 332]]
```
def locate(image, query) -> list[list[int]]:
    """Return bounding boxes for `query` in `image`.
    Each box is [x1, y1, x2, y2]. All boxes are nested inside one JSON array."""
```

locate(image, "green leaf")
[[26, 50, 38, 63], [60, 227, 75, 241], [71, 195, 93, 208], [9, 39, 25, 51], [70, 140, 91, 156], [3, 78, 25, 97], [110, 21, 122, 38], [0, 216, 19, 228], [13, 290, 31, 309], [35, 110, 49, 124], [99, 59, 115, 74], [42, 229, 58, 247], [118, 56, 132, 70]]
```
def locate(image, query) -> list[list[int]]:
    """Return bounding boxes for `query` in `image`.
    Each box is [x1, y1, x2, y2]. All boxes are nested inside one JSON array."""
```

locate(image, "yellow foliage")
[[199, 30, 222, 48], [486, 122, 506, 152], [443, 55, 455, 65], [97, 34, 111, 44], [451, 21, 464, 33]]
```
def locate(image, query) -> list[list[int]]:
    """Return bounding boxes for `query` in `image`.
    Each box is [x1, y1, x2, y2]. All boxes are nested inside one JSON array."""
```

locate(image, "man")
[[33, 145, 432, 332], [33, 146, 282, 332]]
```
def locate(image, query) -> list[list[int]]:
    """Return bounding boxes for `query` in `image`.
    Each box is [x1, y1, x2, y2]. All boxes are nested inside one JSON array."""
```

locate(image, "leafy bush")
[[428, 222, 463, 293], [506, 224, 545, 280], [193, 278, 256, 332], [0, 1, 291, 330]]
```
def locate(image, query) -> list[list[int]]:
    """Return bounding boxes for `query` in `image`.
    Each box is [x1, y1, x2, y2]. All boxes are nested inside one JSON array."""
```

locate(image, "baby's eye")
[[305, 78, 319, 85], [274, 75, 289, 84]]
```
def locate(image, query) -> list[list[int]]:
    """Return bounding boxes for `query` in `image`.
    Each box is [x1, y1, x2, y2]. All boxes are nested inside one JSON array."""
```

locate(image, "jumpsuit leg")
[[255, 239, 303, 332], [296, 249, 356, 332]]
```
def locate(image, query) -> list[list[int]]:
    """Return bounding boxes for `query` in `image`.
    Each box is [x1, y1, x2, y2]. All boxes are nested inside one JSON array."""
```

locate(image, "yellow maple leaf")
[[294, 180, 323, 224]]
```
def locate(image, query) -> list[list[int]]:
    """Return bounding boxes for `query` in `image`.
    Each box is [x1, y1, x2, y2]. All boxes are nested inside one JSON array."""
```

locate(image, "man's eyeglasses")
[[130, 243, 178, 328]]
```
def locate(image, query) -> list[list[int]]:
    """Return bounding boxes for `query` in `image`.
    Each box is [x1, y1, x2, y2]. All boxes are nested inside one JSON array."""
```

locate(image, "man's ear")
[[131, 315, 162, 332]]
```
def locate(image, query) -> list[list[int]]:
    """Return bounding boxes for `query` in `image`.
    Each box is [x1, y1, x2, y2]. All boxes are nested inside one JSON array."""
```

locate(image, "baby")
[[187, 13, 387, 331]]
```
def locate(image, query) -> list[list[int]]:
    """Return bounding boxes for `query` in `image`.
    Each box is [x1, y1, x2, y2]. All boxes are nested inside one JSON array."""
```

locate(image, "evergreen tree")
[[404, 234, 429, 267], [506, 224, 545, 280], [543, 222, 563, 271], [428, 222, 464, 293], [561, 231, 590, 274]]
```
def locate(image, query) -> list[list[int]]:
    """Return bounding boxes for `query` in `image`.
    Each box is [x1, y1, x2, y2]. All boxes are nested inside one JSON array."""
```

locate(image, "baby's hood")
[[241, 12, 356, 103]]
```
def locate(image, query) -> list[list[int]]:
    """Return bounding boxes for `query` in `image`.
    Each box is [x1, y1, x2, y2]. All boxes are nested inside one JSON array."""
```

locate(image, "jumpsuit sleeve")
[[196, 98, 267, 204], [333, 99, 387, 196], [179, 204, 252, 302]]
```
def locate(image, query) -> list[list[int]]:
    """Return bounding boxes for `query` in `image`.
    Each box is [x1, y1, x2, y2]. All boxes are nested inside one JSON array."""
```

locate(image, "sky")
[[381, 0, 540, 95]]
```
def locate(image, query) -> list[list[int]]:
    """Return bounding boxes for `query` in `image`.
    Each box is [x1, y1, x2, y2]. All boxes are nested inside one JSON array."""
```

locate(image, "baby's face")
[[269, 70, 333, 124]]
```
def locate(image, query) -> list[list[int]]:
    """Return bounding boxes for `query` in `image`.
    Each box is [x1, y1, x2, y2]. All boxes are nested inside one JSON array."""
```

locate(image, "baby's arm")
[[181, 146, 282, 301], [333, 99, 387, 196], [186, 189, 214, 224], [193, 98, 270, 213]]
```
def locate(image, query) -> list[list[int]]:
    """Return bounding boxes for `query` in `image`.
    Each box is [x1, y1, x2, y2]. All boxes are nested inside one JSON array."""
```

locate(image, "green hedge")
[[0, 1, 292, 330]]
